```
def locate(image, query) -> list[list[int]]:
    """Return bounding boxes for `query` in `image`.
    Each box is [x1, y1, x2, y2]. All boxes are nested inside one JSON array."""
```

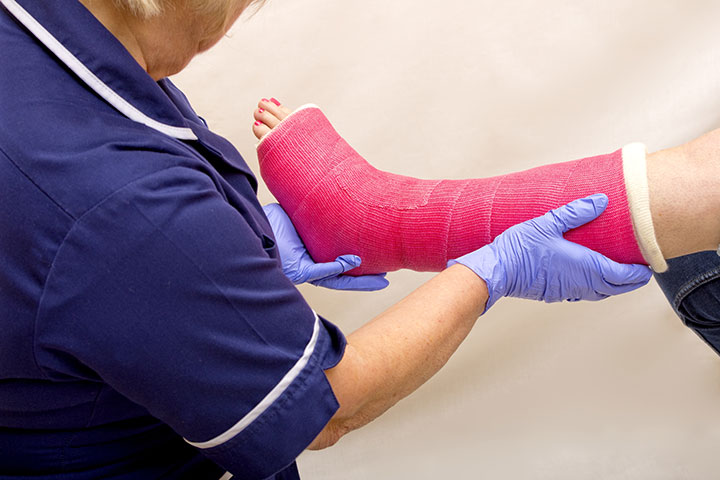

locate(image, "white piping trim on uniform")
[[0, 0, 197, 141], [186, 312, 322, 449], [218, 472, 233, 480]]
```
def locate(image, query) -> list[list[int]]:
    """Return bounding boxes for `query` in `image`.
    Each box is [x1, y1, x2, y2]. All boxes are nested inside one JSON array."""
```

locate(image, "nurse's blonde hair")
[[113, 0, 262, 19], [113, 0, 163, 17]]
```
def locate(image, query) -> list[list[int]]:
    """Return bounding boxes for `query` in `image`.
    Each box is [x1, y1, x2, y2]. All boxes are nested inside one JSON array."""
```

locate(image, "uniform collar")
[[1, 0, 197, 140]]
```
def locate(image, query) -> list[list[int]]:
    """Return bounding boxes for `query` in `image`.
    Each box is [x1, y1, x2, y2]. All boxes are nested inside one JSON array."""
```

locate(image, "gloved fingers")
[[602, 259, 652, 295], [593, 254, 653, 295], [563, 292, 609, 302], [302, 258, 355, 283], [302, 255, 361, 283], [314, 273, 390, 291], [262, 202, 280, 215], [566, 294, 608, 302], [547, 193, 609, 234], [542, 279, 605, 303], [262, 202, 285, 223], [334, 254, 363, 272], [262, 203, 298, 240]]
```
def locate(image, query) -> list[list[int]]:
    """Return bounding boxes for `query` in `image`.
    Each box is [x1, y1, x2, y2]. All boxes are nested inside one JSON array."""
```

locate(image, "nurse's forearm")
[[308, 264, 487, 450]]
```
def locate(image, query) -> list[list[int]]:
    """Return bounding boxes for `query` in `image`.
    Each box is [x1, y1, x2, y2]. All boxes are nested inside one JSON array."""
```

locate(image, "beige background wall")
[[174, 1, 720, 478]]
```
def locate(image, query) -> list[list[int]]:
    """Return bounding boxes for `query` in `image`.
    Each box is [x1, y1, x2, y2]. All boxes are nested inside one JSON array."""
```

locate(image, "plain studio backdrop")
[[174, 1, 720, 478]]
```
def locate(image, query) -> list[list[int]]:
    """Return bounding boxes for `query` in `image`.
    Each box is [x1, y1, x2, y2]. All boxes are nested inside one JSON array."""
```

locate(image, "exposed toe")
[[252, 98, 294, 140], [254, 108, 282, 129], [258, 98, 292, 122], [252, 120, 271, 139]]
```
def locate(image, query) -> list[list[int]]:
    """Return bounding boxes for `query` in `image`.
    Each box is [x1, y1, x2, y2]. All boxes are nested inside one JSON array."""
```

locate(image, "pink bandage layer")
[[258, 106, 645, 275]]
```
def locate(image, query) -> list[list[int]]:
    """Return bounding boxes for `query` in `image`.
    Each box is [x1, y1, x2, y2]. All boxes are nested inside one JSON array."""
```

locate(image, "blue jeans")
[[655, 250, 720, 355]]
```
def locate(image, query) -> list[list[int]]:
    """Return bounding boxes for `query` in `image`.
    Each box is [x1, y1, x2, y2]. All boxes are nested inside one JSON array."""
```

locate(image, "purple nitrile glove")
[[263, 203, 389, 291], [448, 194, 652, 313]]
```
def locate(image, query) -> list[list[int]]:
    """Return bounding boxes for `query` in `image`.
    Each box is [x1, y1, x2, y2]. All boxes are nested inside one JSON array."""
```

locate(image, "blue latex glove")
[[448, 194, 652, 313], [263, 203, 390, 291]]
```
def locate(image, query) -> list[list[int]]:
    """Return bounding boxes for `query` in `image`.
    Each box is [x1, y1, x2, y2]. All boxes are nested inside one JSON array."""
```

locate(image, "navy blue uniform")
[[0, 1, 345, 478]]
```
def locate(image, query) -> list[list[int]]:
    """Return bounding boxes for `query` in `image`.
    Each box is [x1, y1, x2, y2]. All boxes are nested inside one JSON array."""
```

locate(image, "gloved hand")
[[448, 194, 652, 313], [263, 203, 390, 291]]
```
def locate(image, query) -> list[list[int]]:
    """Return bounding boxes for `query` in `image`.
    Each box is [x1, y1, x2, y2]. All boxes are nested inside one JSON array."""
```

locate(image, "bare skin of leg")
[[253, 97, 720, 262], [647, 131, 720, 259]]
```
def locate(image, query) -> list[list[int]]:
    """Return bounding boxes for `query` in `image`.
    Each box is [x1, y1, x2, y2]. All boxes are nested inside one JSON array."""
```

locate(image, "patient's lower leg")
[[646, 130, 720, 260], [253, 100, 679, 275]]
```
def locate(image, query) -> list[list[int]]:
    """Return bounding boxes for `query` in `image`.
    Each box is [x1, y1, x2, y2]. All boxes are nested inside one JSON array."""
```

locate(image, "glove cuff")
[[447, 244, 507, 314]]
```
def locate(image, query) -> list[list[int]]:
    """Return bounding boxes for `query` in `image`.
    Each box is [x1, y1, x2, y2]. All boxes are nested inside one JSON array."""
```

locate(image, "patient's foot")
[[253, 97, 292, 139]]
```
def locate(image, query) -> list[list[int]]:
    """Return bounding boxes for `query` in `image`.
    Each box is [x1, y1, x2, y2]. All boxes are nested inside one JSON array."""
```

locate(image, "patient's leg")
[[645, 130, 720, 259], [252, 99, 717, 275]]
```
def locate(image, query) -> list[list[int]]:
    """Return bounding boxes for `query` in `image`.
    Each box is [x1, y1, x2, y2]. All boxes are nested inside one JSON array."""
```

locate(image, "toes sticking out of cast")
[[253, 97, 292, 139]]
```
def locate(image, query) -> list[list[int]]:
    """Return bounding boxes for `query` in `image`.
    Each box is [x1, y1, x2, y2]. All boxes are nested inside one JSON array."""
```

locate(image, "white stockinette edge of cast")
[[255, 106, 667, 274], [622, 142, 668, 273], [0, 0, 197, 141], [185, 312, 322, 449], [255, 103, 321, 149]]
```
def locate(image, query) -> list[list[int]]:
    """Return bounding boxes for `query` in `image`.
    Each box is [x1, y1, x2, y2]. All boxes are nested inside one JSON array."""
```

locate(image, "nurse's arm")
[[309, 195, 651, 450], [309, 263, 487, 450]]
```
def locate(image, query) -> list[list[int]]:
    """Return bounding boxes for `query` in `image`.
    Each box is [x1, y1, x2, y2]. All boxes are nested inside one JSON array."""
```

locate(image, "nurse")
[[0, 0, 649, 478]]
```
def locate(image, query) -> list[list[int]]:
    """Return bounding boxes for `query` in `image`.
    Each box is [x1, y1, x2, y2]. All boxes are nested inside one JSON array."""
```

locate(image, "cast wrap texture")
[[258, 106, 645, 275]]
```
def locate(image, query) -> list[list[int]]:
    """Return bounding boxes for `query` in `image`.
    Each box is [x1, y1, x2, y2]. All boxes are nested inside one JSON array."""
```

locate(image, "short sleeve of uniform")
[[34, 166, 346, 479]]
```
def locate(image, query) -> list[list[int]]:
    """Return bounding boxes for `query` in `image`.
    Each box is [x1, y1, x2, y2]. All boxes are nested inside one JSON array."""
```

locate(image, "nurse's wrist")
[[444, 263, 491, 315]]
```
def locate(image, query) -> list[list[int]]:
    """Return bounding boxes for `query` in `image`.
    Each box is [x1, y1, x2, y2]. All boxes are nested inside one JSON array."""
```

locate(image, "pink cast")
[[258, 106, 645, 275]]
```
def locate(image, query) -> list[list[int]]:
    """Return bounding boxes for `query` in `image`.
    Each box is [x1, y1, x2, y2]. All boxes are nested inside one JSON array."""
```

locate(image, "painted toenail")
[[270, 98, 281, 106], [258, 108, 264, 113], [254, 121, 261, 126], [261, 98, 269, 102]]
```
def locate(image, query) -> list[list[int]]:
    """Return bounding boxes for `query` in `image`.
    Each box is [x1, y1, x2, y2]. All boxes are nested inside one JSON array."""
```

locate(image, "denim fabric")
[[654, 250, 720, 356]]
